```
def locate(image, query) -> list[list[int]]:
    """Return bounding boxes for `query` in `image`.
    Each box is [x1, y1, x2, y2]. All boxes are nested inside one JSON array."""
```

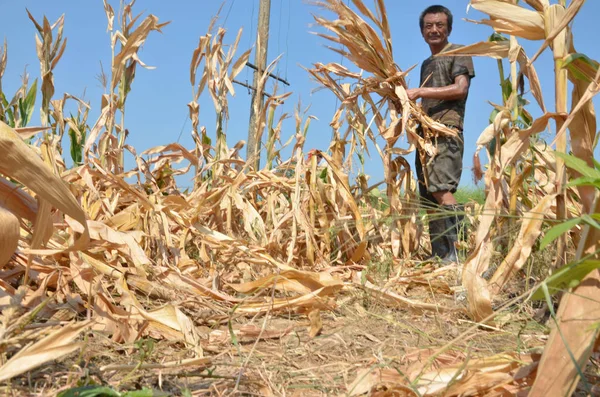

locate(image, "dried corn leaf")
[[500, 113, 566, 171], [441, 41, 546, 111], [14, 126, 52, 139], [236, 286, 338, 314], [440, 40, 509, 59], [347, 367, 417, 397], [359, 277, 461, 314], [524, 0, 549, 12], [117, 278, 203, 355], [209, 324, 292, 345], [462, 179, 501, 323], [489, 194, 556, 295], [0, 178, 38, 225], [0, 205, 19, 268], [566, 63, 598, 213], [68, 218, 150, 271], [228, 269, 343, 295], [111, 15, 168, 91], [349, 353, 531, 397], [102, 0, 114, 31], [93, 293, 139, 344], [307, 308, 322, 338], [0, 321, 91, 382], [531, 0, 585, 63], [470, 1, 546, 40], [0, 121, 89, 252], [530, 194, 600, 395]]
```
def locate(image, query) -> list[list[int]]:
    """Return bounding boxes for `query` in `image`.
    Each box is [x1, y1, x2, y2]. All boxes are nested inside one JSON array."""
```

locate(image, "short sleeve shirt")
[[420, 43, 475, 131]]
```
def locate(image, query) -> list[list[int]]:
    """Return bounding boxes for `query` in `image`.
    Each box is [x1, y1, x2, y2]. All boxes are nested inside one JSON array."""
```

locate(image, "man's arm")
[[407, 74, 470, 102]]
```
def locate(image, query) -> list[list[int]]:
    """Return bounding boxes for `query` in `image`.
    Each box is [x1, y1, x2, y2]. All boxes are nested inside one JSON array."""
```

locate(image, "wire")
[[246, 0, 256, 87], [176, 111, 189, 143], [285, 0, 291, 80], [332, 0, 350, 140], [223, 0, 236, 25], [277, 0, 282, 73]]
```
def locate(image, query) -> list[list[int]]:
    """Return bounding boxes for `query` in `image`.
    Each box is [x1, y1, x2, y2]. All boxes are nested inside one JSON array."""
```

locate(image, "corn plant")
[[0, 43, 38, 130], [27, 10, 66, 128], [444, 0, 600, 393], [2, 1, 600, 394], [66, 101, 91, 166], [0, 75, 38, 131], [90, 0, 168, 172], [310, 0, 462, 259], [188, 19, 252, 184]]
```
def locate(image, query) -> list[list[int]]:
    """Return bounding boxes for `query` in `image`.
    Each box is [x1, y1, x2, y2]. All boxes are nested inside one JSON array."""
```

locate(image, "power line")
[[245, 0, 256, 88], [223, 0, 236, 25], [276, 0, 282, 78], [176, 111, 188, 143], [332, 0, 350, 140], [284, 0, 290, 80]]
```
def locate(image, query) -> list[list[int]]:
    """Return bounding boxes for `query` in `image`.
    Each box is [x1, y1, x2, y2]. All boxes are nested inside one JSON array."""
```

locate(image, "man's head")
[[419, 5, 452, 49]]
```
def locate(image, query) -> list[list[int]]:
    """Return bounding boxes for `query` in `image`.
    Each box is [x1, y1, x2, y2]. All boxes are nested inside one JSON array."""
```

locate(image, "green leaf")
[[22, 79, 38, 126], [357, 151, 364, 166], [318, 167, 327, 182], [581, 214, 600, 231], [488, 32, 508, 42], [501, 79, 512, 102], [519, 107, 533, 128], [561, 53, 599, 83], [18, 97, 25, 127], [532, 260, 600, 301], [58, 386, 121, 397], [488, 108, 500, 125], [555, 151, 600, 180], [540, 218, 582, 250], [6, 106, 15, 128], [69, 127, 83, 165], [0, 92, 8, 108], [567, 176, 600, 189], [303, 117, 313, 138], [563, 53, 598, 69], [488, 136, 498, 158]]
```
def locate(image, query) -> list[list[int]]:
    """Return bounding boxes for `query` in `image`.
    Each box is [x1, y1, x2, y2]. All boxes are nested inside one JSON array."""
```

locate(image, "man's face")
[[421, 13, 450, 47]]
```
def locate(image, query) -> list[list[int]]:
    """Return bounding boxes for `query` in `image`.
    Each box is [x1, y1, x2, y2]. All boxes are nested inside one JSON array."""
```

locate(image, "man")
[[406, 5, 475, 263]]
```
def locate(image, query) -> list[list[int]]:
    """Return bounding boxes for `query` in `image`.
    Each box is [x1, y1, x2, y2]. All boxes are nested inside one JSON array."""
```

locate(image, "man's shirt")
[[419, 43, 475, 131]]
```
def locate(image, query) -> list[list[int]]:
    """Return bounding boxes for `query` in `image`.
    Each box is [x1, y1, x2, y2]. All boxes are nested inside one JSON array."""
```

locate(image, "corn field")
[[0, 0, 599, 396]]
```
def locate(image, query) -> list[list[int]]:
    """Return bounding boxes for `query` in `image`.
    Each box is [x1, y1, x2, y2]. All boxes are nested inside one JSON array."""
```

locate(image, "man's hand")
[[407, 75, 470, 102], [406, 88, 422, 101]]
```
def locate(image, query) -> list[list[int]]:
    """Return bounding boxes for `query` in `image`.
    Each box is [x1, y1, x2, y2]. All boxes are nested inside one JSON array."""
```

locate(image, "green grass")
[[455, 185, 486, 205]]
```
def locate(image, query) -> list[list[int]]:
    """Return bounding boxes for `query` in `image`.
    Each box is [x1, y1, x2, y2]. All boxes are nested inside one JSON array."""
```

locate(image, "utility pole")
[[246, 0, 271, 171]]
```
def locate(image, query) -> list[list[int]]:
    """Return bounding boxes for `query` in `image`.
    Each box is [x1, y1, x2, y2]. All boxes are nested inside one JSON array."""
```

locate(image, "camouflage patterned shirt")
[[420, 43, 475, 131]]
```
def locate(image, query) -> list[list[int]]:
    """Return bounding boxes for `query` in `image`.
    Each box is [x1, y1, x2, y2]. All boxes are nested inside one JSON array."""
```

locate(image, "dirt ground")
[[2, 262, 565, 397]]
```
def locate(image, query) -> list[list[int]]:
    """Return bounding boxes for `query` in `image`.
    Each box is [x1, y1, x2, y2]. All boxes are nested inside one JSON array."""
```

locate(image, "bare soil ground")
[[2, 263, 567, 397]]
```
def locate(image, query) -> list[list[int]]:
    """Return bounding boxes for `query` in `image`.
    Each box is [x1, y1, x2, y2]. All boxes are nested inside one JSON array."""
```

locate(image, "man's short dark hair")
[[419, 5, 453, 33]]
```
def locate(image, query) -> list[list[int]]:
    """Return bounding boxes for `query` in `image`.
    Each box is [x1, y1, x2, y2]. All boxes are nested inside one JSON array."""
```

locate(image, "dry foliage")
[[0, 0, 599, 395]]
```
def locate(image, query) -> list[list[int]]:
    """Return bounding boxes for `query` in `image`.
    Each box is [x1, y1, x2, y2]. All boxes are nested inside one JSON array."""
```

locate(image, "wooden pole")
[[246, 0, 271, 171]]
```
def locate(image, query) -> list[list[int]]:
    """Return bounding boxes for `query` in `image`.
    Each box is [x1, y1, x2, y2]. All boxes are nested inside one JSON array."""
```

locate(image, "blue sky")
[[1, 0, 599, 189]]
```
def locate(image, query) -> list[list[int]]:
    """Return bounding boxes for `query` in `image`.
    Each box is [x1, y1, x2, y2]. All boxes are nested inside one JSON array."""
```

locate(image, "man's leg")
[[424, 134, 465, 263], [416, 152, 450, 260]]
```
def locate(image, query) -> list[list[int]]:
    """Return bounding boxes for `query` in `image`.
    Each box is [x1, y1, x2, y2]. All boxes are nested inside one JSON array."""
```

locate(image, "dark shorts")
[[415, 131, 464, 205]]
